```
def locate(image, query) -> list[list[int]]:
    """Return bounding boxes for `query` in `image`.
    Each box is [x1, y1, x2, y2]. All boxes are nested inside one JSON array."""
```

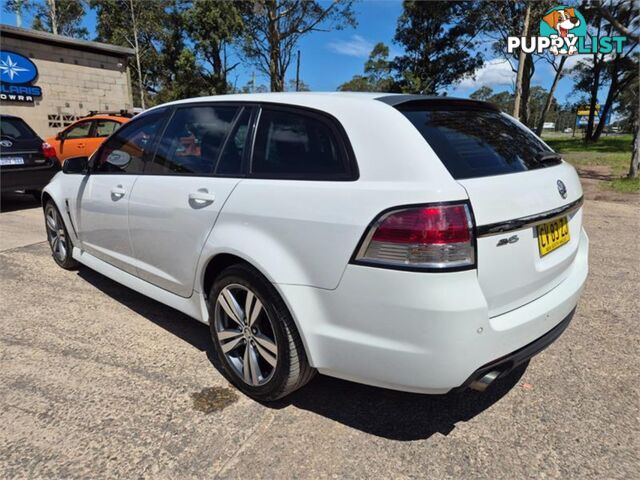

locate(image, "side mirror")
[[56, 132, 63, 141], [62, 156, 89, 174]]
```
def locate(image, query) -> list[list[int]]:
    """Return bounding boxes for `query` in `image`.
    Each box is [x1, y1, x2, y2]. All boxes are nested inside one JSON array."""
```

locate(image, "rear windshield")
[[1, 117, 37, 140], [398, 107, 557, 179]]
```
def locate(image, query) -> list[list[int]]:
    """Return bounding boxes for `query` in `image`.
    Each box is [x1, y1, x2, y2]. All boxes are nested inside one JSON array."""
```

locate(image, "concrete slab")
[[0, 193, 45, 252]]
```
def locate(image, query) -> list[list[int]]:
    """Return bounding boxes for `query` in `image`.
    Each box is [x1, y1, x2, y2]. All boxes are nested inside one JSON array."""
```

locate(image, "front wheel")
[[44, 201, 78, 269], [209, 264, 315, 401]]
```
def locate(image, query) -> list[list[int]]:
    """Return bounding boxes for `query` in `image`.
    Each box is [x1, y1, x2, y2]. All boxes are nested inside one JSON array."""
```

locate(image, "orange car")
[[46, 111, 133, 164]]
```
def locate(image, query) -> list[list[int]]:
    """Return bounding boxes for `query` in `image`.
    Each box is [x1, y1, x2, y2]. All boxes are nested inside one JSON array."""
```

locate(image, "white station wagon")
[[42, 93, 588, 401]]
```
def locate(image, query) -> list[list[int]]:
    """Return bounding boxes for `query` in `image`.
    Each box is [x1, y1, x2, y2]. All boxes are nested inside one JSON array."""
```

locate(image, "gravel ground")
[[0, 192, 638, 479]]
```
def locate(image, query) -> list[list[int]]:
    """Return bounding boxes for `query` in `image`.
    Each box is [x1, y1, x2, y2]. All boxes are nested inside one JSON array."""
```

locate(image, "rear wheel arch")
[[202, 253, 250, 301], [201, 252, 314, 367]]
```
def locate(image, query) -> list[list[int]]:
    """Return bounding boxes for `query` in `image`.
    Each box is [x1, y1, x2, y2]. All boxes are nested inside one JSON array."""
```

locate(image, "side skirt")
[[72, 247, 210, 324]]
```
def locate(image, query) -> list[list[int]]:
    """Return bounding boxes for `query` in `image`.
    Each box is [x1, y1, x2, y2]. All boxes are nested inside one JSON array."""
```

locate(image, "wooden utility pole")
[[513, 3, 531, 120], [295, 50, 301, 92]]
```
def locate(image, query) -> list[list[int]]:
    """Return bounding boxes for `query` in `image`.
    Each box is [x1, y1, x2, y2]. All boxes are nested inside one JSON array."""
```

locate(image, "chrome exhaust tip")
[[469, 370, 500, 392]]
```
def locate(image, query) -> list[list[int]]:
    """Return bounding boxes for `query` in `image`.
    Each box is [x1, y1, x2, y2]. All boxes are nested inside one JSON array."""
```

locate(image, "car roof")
[[149, 92, 494, 112]]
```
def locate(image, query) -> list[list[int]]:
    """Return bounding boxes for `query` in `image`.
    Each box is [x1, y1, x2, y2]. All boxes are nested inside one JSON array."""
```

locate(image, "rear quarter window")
[[251, 107, 356, 180], [399, 106, 557, 179]]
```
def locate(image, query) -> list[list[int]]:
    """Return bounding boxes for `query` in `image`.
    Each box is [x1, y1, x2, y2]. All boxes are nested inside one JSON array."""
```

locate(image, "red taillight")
[[355, 203, 475, 270], [42, 142, 56, 159], [371, 205, 471, 245]]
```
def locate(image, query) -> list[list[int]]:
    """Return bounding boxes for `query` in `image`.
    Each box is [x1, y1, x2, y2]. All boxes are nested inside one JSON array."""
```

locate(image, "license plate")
[[537, 217, 570, 256], [0, 157, 24, 166]]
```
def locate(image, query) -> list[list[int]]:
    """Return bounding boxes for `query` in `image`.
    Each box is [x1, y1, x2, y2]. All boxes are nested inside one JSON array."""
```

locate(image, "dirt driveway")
[[0, 192, 638, 479]]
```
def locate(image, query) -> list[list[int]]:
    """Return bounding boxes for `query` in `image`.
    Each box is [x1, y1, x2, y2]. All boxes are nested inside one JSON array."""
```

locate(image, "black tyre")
[[209, 263, 315, 401], [44, 201, 78, 270]]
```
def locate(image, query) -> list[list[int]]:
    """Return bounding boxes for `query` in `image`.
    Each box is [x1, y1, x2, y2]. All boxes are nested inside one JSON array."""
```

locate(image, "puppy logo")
[[540, 6, 587, 55], [508, 6, 625, 56]]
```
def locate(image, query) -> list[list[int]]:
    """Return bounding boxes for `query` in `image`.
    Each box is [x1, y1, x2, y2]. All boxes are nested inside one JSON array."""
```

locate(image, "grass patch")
[[607, 177, 640, 193], [542, 134, 635, 180], [543, 134, 633, 154]]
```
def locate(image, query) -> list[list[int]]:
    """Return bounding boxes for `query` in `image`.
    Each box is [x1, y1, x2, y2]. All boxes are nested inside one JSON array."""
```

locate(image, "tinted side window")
[[149, 106, 238, 175], [94, 119, 121, 138], [94, 110, 166, 174], [251, 108, 349, 179], [65, 121, 92, 139], [215, 108, 251, 176]]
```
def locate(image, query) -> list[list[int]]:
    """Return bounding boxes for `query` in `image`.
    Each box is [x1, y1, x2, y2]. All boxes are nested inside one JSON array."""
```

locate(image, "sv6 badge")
[[496, 235, 519, 246]]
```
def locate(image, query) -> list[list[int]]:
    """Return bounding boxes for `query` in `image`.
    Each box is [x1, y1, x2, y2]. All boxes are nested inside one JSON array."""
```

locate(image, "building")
[[0, 24, 134, 137]]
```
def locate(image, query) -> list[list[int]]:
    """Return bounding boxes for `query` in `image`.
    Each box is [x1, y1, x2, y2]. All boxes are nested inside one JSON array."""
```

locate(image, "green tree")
[[184, 0, 244, 95], [535, 55, 567, 136], [363, 43, 395, 91], [471, 86, 560, 131], [243, 0, 356, 92], [5, 0, 88, 38], [593, 0, 639, 177], [338, 42, 398, 92], [528, 86, 560, 130], [486, 91, 514, 113], [572, 1, 638, 143], [392, 1, 486, 95], [155, 0, 188, 100], [92, 0, 168, 108], [154, 48, 209, 103], [337, 75, 375, 92], [469, 86, 494, 101], [285, 78, 310, 92], [238, 81, 269, 93], [480, 0, 555, 125], [613, 76, 639, 177]]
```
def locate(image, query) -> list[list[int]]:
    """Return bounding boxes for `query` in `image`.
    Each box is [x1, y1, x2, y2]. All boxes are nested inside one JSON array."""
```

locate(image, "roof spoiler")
[[376, 95, 501, 112]]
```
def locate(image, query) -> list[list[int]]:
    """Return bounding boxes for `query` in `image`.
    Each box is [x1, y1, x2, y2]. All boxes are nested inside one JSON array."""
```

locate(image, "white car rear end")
[[42, 93, 588, 399]]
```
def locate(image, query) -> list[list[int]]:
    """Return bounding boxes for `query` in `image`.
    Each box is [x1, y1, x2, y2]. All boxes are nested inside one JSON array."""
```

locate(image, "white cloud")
[[457, 58, 516, 89], [327, 35, 373, 58]]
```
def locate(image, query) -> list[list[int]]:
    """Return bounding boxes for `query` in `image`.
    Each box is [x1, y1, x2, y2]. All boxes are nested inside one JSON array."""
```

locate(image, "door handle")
[[188, 189, 215, 205], [111, 185, 126, 199]]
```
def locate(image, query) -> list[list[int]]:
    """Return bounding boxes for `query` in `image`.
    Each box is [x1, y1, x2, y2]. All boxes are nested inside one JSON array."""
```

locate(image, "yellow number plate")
[[537, 217, 570, 256]]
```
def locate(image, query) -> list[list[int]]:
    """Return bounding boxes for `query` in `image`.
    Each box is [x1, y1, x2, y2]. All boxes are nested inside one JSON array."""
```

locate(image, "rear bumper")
[[453, 307, 574, 392], [0, 162, 60, 193], [278, 228, 589, 394]]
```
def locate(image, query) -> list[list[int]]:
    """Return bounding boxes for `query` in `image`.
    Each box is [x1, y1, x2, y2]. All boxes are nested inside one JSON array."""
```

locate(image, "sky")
[[0, 1, 601, 105]]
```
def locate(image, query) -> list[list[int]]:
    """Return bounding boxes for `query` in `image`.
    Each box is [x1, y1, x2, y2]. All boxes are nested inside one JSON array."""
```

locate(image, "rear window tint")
[[1, 117, 36, 140], [399, 107, 556, 179], [251, 108, 351, 179]]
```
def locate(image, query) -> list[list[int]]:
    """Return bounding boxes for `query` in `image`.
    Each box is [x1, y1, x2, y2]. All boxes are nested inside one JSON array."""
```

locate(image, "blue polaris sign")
[[0, 50, 39, 84], [0, 50, 41, 103]]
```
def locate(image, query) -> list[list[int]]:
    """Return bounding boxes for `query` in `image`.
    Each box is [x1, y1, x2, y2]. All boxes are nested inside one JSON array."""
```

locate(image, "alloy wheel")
[[45, 205, 67, 262], [214, 284, 278, 386]]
